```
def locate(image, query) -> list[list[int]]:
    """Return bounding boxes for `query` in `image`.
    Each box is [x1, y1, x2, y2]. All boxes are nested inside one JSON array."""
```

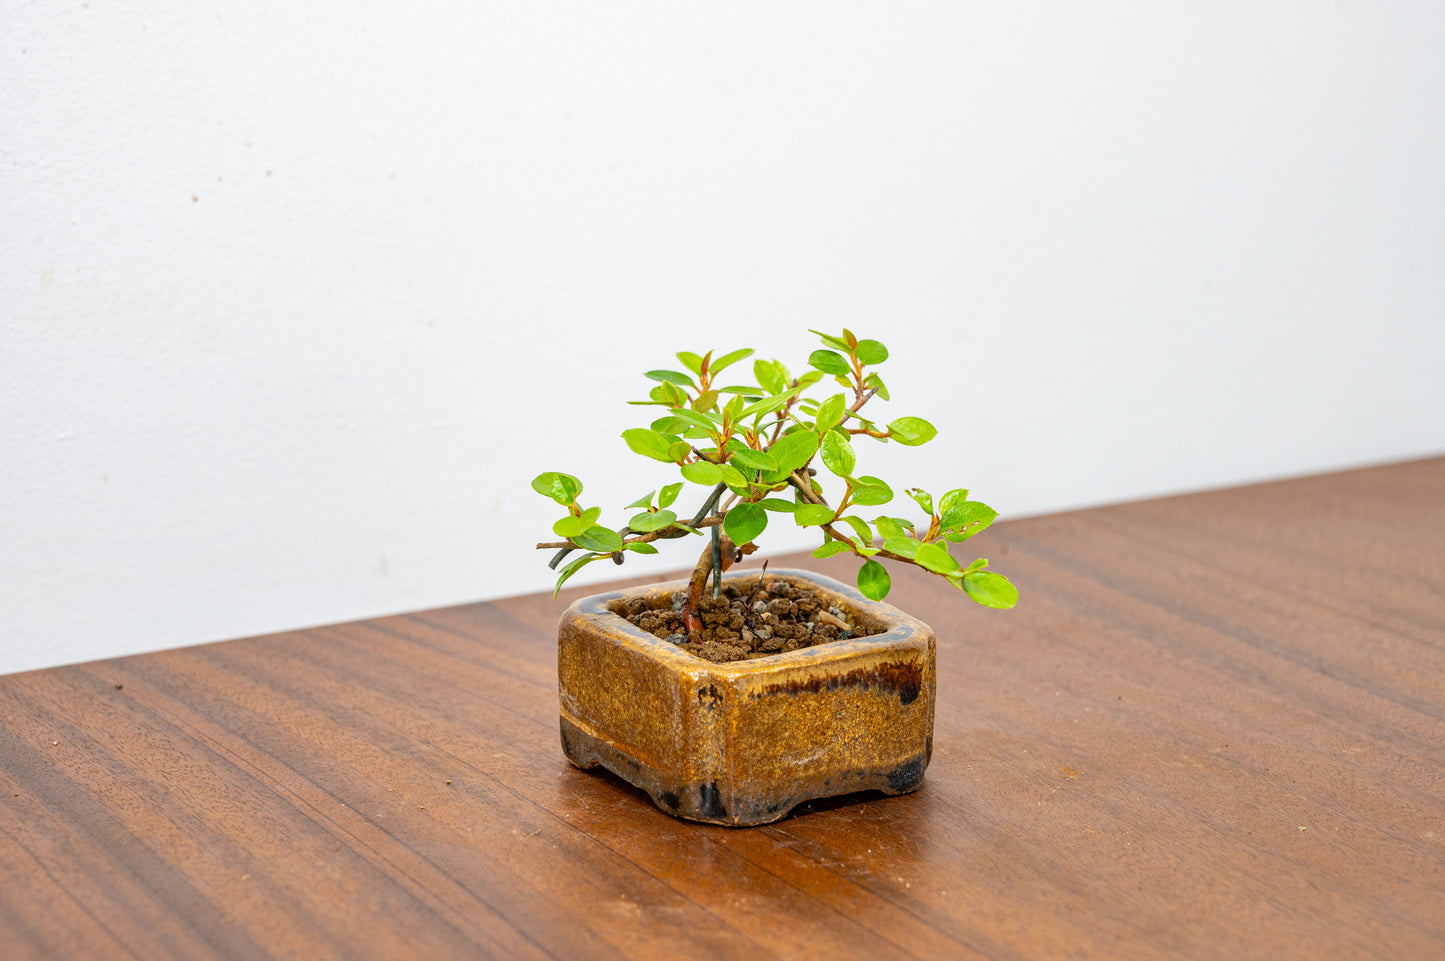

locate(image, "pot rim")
[[565, 566, 932, 675]]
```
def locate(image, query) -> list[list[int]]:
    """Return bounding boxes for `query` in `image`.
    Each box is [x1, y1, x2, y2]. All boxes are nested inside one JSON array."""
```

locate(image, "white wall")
[[4, 2, 1443, 676]]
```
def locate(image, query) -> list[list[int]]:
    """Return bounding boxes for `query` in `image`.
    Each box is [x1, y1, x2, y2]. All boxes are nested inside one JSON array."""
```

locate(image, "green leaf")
[[906, 488, 934, 515], [814, 393, 847, 433], [658, 482, 682, 509], [966, 557, 988, 573], [553, 506, 602, 538], [629, 509, 678, 533], [552, 516, 585, 539], [855, 339, 888, 365], [882, 536, 919, 559], [809, 329, 852, 351], [738, 388, 800, 422], [668, 407, 722, 433], [729, 447, 777, 472], [624, 491, 655, 510], [864, 372, 889, 401], [916, 542, 962, 575], [857, 559, 891, 601], [573, 526, 623, 553], [888, 417, 937, 446], [797, 370, 825, 388], [681, 461, 723, 485], [759, 498, 797, 513], [809, 349, 851, 376], [963, 571, 1018, 609], [676, 404, 722, 424], [754, 359, 787, 395], [624, 541, 660, 554], [711, 348, 754, 374], [768, 430, 819, 474], [722, 393, 746, 425], [676, 351, 704, 375], [874, 516, 906, 540], [554, 553, 605, 597], [757, 469, 791, 488], [646, 369, 695, 387], [622, 429, 681, 462], [840, 515, 873, 547], [650, 382, 687, 406], [849, 475, 893, 507], [692, 389, 720, 412], [943, 501, 998, 539], [719, 463, 752, 494], [820, 431, 856, 477], [813, 540, 851, 559], [794, 504, 836, 527], [723, 503, 767, 545], [649, 416, 688, 434], [937, 489, 971, 526], [531, 471, 583, 506]]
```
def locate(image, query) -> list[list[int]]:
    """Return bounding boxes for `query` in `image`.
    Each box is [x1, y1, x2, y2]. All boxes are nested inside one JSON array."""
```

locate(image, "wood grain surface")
[[2, 457, 1442, 960]]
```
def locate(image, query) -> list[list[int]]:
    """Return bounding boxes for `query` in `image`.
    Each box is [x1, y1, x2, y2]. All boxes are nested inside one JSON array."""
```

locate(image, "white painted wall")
[[4, 2, 1443, 676]]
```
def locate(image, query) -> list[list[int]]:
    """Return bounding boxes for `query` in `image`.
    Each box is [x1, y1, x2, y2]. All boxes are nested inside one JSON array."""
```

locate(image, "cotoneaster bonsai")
[[533, 330, 1016, 825]]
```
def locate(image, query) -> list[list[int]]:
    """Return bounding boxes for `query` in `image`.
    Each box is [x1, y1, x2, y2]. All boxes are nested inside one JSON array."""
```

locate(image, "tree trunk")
[[680, 533, 756, 639]]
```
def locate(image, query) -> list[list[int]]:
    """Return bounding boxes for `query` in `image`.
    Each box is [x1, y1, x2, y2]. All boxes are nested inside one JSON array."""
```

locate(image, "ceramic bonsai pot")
[[557, 568, 936, 826]]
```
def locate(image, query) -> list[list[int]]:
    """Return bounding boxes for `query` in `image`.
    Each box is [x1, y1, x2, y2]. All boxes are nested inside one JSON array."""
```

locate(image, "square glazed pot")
[[557, 568, 936, 826]]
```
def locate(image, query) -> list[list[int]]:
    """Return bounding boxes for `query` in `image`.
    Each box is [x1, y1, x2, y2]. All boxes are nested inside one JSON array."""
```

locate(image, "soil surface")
[[615, 578, 882, 663]]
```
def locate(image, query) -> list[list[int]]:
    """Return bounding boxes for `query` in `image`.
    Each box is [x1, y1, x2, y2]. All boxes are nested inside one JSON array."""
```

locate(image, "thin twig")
[[534, 514, 725, 551], [549, 523, 636, 569], [786, 470, 917, 566], [537, 482, 729, 553], [788, 471, 828, 507], [743, 560, 769, 615], [690, 483, 726, 526]]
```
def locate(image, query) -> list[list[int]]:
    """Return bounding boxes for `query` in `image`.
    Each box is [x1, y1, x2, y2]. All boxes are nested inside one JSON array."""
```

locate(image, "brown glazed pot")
[[557, 568, 936, 826]]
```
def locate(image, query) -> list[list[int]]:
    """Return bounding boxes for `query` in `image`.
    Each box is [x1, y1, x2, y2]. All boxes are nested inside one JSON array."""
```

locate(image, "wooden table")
[[3, 459, 1443, 960]]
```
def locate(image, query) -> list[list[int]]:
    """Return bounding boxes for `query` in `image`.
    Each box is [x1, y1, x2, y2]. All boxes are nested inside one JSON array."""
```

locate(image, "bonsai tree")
[[533, 329, 1017, 636]]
